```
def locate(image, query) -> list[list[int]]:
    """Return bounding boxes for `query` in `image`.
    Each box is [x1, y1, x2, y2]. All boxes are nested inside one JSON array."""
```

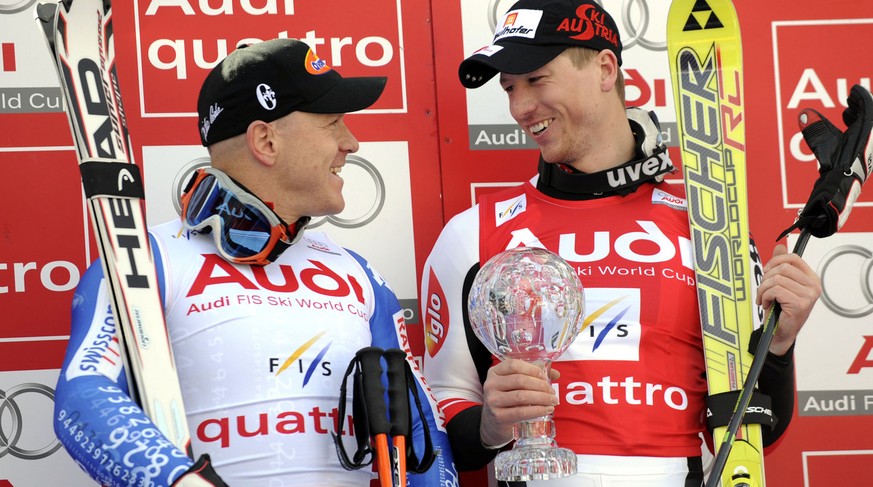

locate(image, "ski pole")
[[706, 229, 810, 487], [357, 347, 393, 487], [709, 83, 873, 486], [383, 349, 410, 487]]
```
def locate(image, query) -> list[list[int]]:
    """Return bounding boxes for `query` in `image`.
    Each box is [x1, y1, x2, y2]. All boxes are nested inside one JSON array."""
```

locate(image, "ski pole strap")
[[79, 159, 146, 199], [706, 390, 776, 432], [333, 354, 374, 470], [747, 325, 796, 358], [332, 348, 438, 476]]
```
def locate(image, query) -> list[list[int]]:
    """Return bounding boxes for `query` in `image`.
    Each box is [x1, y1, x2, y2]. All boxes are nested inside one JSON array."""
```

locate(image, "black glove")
[[780, 84, 873, 239], [171, 454, 229, 487]]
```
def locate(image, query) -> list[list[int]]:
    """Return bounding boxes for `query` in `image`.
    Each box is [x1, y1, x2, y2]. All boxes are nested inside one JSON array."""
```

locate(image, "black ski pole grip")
[[356, 347, 390, 435], [383, 349, 411, 438]]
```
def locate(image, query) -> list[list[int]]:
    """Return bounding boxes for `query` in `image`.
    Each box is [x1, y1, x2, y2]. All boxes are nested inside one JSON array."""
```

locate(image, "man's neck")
[[565, 110, 636, 174]]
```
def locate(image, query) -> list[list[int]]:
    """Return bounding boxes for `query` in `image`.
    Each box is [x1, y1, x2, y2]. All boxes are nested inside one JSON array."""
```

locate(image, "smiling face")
[[270, 111, 359, 220], [499, 48, 631, 173]]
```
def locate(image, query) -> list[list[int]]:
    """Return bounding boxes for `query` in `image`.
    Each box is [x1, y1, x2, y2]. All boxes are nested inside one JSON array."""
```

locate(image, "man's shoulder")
[[651, 180, 687, 200], [147, 219, 214, 260], [148, 219, 185, 237]]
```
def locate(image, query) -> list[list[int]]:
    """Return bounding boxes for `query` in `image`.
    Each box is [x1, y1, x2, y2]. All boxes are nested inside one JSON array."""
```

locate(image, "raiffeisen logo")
[[135, 0, 405, 117]]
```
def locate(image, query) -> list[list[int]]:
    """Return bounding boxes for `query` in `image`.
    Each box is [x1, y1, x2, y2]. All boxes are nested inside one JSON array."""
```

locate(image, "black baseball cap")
[[197, 38, 387, 146], [459, 0, 622, 89]]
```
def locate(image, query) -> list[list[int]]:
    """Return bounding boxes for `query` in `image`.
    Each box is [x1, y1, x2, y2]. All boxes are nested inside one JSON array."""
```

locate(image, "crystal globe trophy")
[[467, 247, 585, 481]]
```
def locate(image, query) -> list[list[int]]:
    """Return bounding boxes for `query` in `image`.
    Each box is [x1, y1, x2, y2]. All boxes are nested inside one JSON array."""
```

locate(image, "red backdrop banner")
[[1, 1, 871, 486]]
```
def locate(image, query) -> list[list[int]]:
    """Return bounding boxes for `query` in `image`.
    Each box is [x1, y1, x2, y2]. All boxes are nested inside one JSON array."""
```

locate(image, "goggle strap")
[[265, 238, 292, 264], [263, 216, 310, 264]]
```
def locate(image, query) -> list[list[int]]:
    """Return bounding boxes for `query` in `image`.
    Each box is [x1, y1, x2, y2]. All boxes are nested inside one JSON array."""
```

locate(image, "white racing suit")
[[54, 220, 458, 487]]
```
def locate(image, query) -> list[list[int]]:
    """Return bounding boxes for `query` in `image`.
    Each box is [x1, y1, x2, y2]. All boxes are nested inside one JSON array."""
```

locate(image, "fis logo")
[[269, 331, 332, 386], [559, 288, 642, 362], [495, 195, 526, 227], [582, 295, 633, 353]]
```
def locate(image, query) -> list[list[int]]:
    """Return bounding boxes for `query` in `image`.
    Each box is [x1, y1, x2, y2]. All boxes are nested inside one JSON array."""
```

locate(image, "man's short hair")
[[563, 47, 626, 103]]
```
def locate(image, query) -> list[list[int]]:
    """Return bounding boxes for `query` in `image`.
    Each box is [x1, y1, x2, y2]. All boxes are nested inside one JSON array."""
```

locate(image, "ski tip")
[[35, 2, 59, 23]]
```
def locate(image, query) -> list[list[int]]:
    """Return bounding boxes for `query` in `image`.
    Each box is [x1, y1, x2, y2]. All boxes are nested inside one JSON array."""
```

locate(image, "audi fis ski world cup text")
[[182, 254, 371, 319]]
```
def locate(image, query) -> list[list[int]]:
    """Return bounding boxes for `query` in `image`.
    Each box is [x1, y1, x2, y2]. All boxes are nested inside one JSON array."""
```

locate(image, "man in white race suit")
[[54, 38, 457, 487]]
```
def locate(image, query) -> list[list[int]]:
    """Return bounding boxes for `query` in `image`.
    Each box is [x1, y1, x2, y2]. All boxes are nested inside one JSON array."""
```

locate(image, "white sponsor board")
[[0, 369, 99, 486], [794, 231, 873, 416]]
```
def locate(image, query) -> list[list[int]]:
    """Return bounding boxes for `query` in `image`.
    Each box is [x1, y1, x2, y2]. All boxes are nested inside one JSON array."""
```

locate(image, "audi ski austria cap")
[[197, 38, 387, 146], [459, 0, 622, 89]]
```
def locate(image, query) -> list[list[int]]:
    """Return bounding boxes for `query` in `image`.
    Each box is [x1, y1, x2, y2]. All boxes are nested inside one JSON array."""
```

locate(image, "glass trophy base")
[[494, 445, 577, 482]]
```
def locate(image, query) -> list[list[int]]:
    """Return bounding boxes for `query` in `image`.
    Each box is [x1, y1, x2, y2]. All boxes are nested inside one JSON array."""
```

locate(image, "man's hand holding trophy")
[[468, 246, 586, 482]]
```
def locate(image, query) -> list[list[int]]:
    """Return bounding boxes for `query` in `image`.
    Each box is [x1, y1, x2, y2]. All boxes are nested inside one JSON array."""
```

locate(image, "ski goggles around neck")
[[179, 167, 307, 266]]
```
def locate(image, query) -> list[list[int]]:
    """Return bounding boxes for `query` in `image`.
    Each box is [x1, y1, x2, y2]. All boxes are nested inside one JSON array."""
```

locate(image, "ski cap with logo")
[[459, 0, 622, 88], [197, 38, 387, 146]]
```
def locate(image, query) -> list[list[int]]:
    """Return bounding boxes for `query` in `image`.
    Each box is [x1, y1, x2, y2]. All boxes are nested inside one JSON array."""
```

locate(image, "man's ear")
[[246, 120, 278, 167], [597, 49, 620, 93]]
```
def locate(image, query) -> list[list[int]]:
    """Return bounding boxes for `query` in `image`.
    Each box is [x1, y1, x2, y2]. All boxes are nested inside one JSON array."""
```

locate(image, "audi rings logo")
[[172, 155, 385, 230], [309, 154, 386, 229], [0, 383, 62, 460], [0, 0, 39, 15], [485, 0, 666, 52], [818, 245, 873, 318], [614, 0, 667, 52], [172, 157, 212, 217]]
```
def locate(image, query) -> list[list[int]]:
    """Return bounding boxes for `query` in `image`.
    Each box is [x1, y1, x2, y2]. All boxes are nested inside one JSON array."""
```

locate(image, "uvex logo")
[[606, 152, 672, 188], [187, 254, 366, 303]]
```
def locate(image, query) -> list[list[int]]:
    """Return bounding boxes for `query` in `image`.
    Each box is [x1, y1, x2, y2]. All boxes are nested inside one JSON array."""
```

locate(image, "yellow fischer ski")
[[666, 1, 763, 486]]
